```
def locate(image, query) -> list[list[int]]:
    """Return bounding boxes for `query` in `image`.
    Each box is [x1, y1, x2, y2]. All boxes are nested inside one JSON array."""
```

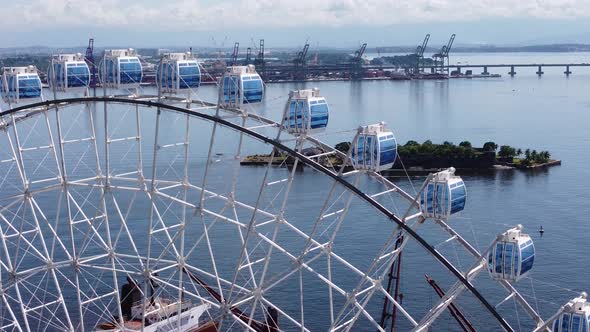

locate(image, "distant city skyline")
[[1, 0, 589, 48]]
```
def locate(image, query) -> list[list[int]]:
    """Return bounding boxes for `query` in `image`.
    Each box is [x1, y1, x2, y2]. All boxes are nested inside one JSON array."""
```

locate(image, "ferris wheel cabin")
[[487, 225, 535, 282], [551, 293, 590, 332], [48, 53, 90, 91], [157, 52, 201, 93], [0, 66, 42, 104], [420, 167, 466, 220], [283, 88, 329, 135], [351, 122, 397, 172], [100, 49, 143, 89], [220, 65, 263, 106]]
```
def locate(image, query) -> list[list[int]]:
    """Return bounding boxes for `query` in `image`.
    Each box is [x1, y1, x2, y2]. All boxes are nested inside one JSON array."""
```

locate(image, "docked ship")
[[96, 278, 217, 332]]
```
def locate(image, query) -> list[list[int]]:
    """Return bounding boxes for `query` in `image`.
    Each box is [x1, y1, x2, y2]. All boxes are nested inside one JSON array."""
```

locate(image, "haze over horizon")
[[1, 0, 590, 48]]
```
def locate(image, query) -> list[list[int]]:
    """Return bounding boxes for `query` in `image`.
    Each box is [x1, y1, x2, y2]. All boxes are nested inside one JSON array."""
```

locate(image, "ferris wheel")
[[0, 48, 588, 332]]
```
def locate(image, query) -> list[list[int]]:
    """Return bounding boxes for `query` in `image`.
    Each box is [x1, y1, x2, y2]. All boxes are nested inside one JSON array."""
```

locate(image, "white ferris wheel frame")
[[0, 91, 548, 332]]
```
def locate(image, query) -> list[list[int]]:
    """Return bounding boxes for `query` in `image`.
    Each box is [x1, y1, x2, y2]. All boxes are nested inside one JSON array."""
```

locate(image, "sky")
[[1, 0, 590, 48]]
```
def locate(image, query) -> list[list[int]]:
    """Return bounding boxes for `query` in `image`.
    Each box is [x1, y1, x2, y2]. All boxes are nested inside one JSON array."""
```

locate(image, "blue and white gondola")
[[220, 65, 263, 106], [420, 167, 466, 220], [550, 293, 590, 332], [1, 66, 42, 104], [156, 52, 200, 94], [488, 225, 535, 282], [99, 49, 143, 89], [282, 88, 329, 135], [351, 122, 397, 172], [48, 53, 90, 91]]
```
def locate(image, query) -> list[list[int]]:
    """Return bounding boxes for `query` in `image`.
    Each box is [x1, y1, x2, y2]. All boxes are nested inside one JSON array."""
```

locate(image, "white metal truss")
[[0, 91, 548, 332]]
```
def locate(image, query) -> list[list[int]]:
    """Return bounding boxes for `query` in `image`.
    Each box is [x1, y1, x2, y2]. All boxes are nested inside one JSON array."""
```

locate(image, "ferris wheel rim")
[[1, 95, 514, 331]]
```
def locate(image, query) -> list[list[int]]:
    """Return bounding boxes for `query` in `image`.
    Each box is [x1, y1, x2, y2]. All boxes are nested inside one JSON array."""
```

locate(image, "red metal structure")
[[425, 274, 476, 332], [379, 232, 404, 331]]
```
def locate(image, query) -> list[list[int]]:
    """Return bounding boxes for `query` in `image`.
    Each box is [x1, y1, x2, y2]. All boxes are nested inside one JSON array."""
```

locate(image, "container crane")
[[433, 34, 455, 75], [254, 39, 266, 80], [245, 47, 252, 65], [293, 41, 310, 80], [351, 43, 367, 79], [414, 34, 430, 74], [230, 42, 239, 66], [84, 38, 97, 90]]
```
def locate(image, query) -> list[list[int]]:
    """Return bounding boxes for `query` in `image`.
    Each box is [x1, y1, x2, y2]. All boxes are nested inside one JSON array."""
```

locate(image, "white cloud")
[[2, 0, 588, 30]]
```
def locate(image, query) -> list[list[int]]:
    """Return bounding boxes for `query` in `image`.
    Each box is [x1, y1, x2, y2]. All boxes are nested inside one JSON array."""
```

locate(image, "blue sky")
[[1, 0, 589, 48]]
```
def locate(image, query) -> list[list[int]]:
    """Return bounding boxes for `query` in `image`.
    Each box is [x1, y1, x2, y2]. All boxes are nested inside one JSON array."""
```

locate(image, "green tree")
[[459, 141, 472, 149], [525, 149, 531, 160], [531, 150, 538, 162], [483, 141, 498, 152], [498, 145, 517, 158], [420, 140, 435, 154], [516, 148, 522, 156], [405, 140, 420, 147]]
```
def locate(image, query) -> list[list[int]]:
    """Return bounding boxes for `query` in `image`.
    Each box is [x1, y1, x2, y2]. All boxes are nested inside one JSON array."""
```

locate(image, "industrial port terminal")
[[3, 35, 589, 87]]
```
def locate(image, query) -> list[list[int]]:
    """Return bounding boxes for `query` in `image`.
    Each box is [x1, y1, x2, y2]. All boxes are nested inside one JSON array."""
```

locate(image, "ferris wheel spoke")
[[414, 282, 470, 331], [28, 197, 71, 261], [413, 254, 489, 331], [54, 121, 91, 332], [7, 114, 30, 190], [196, 212, 227, 303], [65, 190, 110, 255], [175, 110, 190, 311], [23, 199, 74, 330], [246, 139, 306, 322], [257, 296, 312, 332], [230, 204, 259, 288], [0, 287, 23, 331], [108, 191, 145, 271], [0, 218, 33, 331], [0, 94, 559, 330], [433, 218, 544, 325], [223, 153, 278, 305], [143, 188, 182, 262]]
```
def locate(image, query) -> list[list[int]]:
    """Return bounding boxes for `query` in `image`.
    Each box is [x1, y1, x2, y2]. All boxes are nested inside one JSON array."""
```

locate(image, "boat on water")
[[96, 278, 216, 332]]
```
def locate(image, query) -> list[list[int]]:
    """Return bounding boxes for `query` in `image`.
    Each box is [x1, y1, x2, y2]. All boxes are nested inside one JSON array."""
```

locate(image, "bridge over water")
[[424, 63, 590, 76], [138, 62, 590, 84]]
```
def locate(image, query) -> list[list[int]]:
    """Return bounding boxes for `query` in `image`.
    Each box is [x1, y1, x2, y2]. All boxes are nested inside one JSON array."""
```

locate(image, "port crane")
[[253, 39, 266, 79], [293, 41, 310, 80], [230, 42, 239, 66], [433, 34, 455, 74], [245, 47, 252, 65], [351, 42, 367, 79], [414, 34, 430, 74], [84, 38, 97, 91]]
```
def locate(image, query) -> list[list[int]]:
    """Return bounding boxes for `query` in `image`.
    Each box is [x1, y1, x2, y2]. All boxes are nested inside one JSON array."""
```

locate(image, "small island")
[[241, 140, 560, 173]]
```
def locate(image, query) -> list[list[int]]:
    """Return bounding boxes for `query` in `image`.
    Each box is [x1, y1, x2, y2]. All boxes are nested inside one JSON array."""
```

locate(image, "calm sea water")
[[1, 52, 589, 330], [252, 54, 590, 329]]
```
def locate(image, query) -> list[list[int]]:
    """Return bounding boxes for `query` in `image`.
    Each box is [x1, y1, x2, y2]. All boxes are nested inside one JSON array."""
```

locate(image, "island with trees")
[[241, 140, 560, 173]]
